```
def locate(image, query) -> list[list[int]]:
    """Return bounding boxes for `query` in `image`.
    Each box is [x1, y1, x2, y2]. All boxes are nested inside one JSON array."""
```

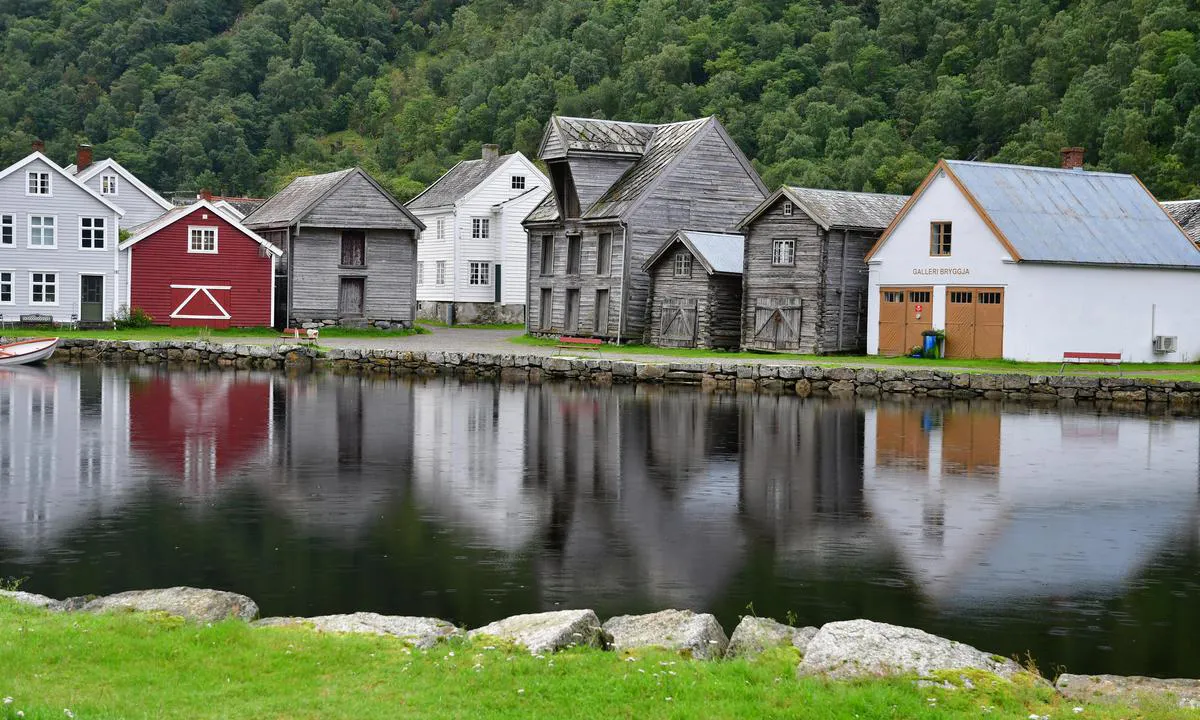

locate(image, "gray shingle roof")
[[1162, 200, 1200, 244], [582, 118, 712, 220], [945, 160, 1200, 268], [243, 168, 356, 228], [784, 187, 908, 230], [524, 193, 560, 224], [643, 229, 744, 275], [540, 117, 657, 158], [407, 154, 512, 210]]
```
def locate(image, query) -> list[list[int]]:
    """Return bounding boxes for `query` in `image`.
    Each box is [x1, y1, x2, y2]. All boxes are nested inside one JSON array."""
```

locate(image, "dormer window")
[[101, 174, 118, 195], [549, 162, 581, 219], [782, 201, 793, 217], [26, 171, 50, 196], [511, 175, 526, 190]]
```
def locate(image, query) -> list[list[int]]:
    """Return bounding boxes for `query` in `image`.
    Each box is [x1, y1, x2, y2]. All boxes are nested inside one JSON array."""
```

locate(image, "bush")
[[115, 305, 155, 329]]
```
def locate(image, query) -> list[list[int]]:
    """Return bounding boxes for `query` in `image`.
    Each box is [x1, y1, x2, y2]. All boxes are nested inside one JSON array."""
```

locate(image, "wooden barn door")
[[944, 289, 976, 359], [974, 288, 1005, 359], [877, 290, 906, 355], [943, 287, 1004, 359], [752, 299, 802, 351], [660, 297, 698, 347], [904, 289, 932, 352], [339, 278, 365, 317]]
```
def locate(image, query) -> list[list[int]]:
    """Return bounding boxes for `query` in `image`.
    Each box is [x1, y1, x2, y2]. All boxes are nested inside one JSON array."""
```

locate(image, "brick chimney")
[[482, 144, 500, 161], [76, 144, 93, 173], [1060, 146, 1085, 171], [198, 188, 213, 201], [31, 139, 44, 154]]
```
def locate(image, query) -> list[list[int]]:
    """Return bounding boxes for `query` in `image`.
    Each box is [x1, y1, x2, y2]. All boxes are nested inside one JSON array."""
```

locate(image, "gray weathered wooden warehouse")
[[642, 230, 744, 349], [244, 168, 425, 329], [522, 116, 767, 341], [737, 187, 907, 353]]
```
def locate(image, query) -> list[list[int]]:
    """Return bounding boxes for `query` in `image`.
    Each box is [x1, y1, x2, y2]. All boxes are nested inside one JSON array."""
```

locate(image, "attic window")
[[930, 222, 952, 256], [511, 175, 525, 190], [674, 252, 692, 277], [782, 201, 793, 217], [26, 171, 50, 196], [101, 174, 118, 195]]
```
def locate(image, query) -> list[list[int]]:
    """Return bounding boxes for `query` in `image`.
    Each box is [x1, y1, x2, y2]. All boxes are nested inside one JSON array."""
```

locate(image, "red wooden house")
[[121, 200, 282, 327]]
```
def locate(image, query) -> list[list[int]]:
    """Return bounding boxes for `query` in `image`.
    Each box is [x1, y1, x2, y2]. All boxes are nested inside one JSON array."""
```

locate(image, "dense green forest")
[[2, 0, 1199, 201]]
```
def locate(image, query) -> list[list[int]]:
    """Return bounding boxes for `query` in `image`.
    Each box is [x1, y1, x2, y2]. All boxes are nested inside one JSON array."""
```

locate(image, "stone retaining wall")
[[33, 338, 1200, 413]]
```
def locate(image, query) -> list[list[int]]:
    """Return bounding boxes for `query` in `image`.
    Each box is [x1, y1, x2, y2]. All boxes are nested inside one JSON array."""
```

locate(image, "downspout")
[[291, 221, 299, 324], [451, 206, 460, 325], [616, 221, 629, 344], [838, 228, 849, 350]]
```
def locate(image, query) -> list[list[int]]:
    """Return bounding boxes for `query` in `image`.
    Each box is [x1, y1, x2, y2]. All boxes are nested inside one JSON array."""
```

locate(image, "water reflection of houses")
[[863, 402, 1200, 605], [0, 366, 132, 557]]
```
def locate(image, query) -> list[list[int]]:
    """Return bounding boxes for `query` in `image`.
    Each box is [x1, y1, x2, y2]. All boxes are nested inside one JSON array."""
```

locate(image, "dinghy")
[[0, 337, 59, 366]]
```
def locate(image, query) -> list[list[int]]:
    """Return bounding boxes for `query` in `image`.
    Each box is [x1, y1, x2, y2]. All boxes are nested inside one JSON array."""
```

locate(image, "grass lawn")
[[0, 325, 427, 342], [0, 601, 1169, 720], [509, 335, 1200, 380]]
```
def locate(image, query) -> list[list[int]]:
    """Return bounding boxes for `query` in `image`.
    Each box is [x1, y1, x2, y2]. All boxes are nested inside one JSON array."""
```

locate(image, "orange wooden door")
[[878, 289, 907, 355], [904, 288, 933, 353], [973, 288, 1005, 359], [944, 288, 975, 359]]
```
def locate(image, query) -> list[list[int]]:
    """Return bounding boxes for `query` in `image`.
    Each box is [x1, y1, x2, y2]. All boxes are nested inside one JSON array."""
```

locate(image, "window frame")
[[782, 201, 793, 217], [511, 175, 526, 190], [469, 261, 490, 286], [930, 221, 952, 257], [472, 217, 490, 239], [100, 174, 119, 195], [540, 235, 554, 276], [0, 269, 12, 304], [79, 217, 106, 251], [29, 271, 57, 305], [26, 171, 51, 197], [673, 252, 692, 278], [188, 226, 218, 254], [436, 217, 445, 240], [0, 215, 12, 246], [435, 260, 446, 285], [772, 238, 796, 266], [566, 234, 581, 275], [417, 261, 424, 285], [596, 232, 612, 275], [27, 215, 57, 249]]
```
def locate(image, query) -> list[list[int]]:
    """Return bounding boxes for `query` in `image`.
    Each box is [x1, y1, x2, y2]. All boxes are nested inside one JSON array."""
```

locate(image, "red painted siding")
[[129, 207, 273, 327]]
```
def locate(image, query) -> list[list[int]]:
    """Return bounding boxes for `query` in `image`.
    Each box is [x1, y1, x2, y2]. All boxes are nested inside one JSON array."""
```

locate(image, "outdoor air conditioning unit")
[[1153, 335, 1177, 354]]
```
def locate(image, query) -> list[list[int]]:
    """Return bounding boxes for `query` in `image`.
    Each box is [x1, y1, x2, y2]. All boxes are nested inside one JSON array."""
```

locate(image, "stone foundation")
[[416, 300, 524, 325], [293, 317, 413, 330]]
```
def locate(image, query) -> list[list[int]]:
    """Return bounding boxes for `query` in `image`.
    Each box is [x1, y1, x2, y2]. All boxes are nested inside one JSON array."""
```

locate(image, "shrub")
[[115, 305, 154, 329]]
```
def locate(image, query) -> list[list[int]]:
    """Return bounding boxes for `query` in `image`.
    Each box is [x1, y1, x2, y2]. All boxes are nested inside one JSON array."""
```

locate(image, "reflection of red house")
[[122, 200, 282, 327], [130, 375, 272, 483]]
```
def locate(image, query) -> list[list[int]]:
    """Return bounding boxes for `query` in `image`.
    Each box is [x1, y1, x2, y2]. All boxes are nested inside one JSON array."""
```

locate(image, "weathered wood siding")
[[645, 246, 742, 349], [525, 221, 624, 337], [818, 229, 876, 353], [303, 173, 420, 230], [290, 227, 416, 324], [568, 156, 635, 209]]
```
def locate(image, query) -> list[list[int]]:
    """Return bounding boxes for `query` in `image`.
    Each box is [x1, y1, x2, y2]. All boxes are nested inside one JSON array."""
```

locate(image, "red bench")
[[1060, 351, 1122, 376], [553, 336, 604, 356]]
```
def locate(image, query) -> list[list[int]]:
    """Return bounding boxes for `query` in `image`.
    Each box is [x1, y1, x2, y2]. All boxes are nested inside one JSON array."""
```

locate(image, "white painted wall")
[[868, 170, 1200, 362]]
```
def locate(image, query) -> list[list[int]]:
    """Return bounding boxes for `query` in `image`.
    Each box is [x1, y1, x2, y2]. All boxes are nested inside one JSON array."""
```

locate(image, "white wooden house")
[[407, 145, 549, 323]]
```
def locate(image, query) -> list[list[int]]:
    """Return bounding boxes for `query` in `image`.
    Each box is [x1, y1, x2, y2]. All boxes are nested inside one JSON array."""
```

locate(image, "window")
[[539, 288, 552, 330], [0, 215, 11, 246], [596, 232, 612, 275], [30, 272, 56, 304], [566, 234, 581, 274], [417, 262, 424, 285], [436, 260, 446, 285], [594, 289, 610, 335], [100, 174, 118, 195], [436, 217, 445, 240], [511, 175, 525, 190], [782, 201, 793, 217], [28, 216, 55, 247], [188, 226, 217, 253], [472, 218, 490, 239], [469, 261, 490, 285], [949, 290, 973, 304], [674, 252, 692, 277], [540, 235, 554, 276], [772, 238, 795, 265], [0, 271, 11, 303], [565, 289, 580, 332], [80, 217, 105, 249], [340, 230, 365, 267], [909, 290, 931, 303], [883, 291, 904, 303], [26, 171, 50, 196], [930, 222, 952, 256], [978, 291, 1002, 304]]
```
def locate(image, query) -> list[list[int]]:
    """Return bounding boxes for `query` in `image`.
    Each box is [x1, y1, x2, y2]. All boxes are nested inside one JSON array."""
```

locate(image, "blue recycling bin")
[[922, 333, 937, 357]]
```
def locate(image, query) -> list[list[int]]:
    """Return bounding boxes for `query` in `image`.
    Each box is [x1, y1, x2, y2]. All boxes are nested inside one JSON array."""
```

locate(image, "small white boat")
[[0, 337, 59, 366]]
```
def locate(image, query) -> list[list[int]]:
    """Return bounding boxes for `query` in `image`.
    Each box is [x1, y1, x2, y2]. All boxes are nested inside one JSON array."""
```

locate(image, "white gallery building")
[[865, 150, 1200, 362]]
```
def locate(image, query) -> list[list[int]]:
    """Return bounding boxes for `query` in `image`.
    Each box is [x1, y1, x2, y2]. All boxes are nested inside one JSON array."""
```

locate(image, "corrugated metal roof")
[[784, 187, 908, 230], [582, 118, 711, 220], [1162, 199, 1200, 244], [243, 168, 356, 228], [679, 230, 744, 274], [946, 160, 1200, 268], [407, 154, 512, 210]]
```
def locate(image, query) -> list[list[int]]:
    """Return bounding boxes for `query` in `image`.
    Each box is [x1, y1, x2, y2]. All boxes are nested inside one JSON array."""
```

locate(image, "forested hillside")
[[2, 0, 1198, 200]]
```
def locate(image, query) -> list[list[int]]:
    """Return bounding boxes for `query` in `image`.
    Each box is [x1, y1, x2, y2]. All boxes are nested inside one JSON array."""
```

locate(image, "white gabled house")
[[0, 145, 127, 324], [407, 144, 549, 323], [65, 145, 173, 227]]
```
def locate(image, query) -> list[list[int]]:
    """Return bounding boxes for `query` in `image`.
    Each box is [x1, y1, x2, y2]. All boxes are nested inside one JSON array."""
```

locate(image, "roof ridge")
[[945, 158, 1134, 178], [785, 185, 908, 199]]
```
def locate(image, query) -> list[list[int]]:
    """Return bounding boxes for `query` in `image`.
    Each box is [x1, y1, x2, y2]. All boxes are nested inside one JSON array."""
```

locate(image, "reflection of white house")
[[0, 367, 132, 558], [863, 403, 1200, 605]]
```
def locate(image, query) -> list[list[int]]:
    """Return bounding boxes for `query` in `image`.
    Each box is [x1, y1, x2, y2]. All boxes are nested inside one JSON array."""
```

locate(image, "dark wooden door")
[[340, 230, 365, 267], [659, 298, 698, 347], [751, 299, 802, 350], [80, 275, 103, 322], [339, 278, 364, 317]]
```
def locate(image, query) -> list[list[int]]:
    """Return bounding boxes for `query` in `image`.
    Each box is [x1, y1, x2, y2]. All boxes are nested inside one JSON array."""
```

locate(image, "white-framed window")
[[26, 171, 50, 196], [30, 272, 56, 304], [417, 261, 425, 285], [469, 261, 490, 285], [436, 260, 446, 285], [80, 217, 106, 249], [782, 201, 793, 217], [0, 270, 12, 304], [188, 226, 217, 254], [772, 238, 795, 265], [472, 218, 490, 239], [511, 175, 526, 190], [930, 221, 952, 256], [436, 217, 445, 240], [100, 174, 119, 195], [28, 216, 55, 248], [0, 215, 12, 246], [674, 252, 692, 277]]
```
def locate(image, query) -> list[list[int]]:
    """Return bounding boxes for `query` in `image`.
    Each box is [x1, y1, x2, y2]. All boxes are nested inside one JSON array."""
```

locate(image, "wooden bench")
[[1060, 351, 1122, 376], [280, 327, 319, 342], [553, 336, 603, 356], [18, 314, 54, 327]]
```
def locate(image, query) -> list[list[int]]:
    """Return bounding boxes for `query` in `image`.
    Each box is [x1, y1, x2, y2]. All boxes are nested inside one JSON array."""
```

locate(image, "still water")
[[2, 365, 1199, 676]]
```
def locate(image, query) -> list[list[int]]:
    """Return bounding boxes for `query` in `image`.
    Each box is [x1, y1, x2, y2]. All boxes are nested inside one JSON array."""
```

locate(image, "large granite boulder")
[[253, 613, 460, 649], [602, 610, 728, 660], [81, 587, 259, 624], [726, 616, 819, 660], [0, 589, 60, 610], [1056, 674, 1200, 709], [797, 620, 1022, 680], [468, 610, 607, 653]]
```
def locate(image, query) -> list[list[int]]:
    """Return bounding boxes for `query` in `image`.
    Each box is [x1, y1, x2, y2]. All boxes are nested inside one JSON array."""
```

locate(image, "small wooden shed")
[[641, 230, 744, 349]]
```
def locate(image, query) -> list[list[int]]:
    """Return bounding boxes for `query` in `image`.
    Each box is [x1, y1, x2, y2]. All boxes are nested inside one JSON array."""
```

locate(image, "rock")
[[602, 610, 728, 660], [1056, 674, 1200, 709], [726, 616, 819, 660], [81, 587, 259, 623], [468, 610, 607, 653], [0, 589, 60, 610], [253, 613, 460, 649], [797, 620, 1022, 680]]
